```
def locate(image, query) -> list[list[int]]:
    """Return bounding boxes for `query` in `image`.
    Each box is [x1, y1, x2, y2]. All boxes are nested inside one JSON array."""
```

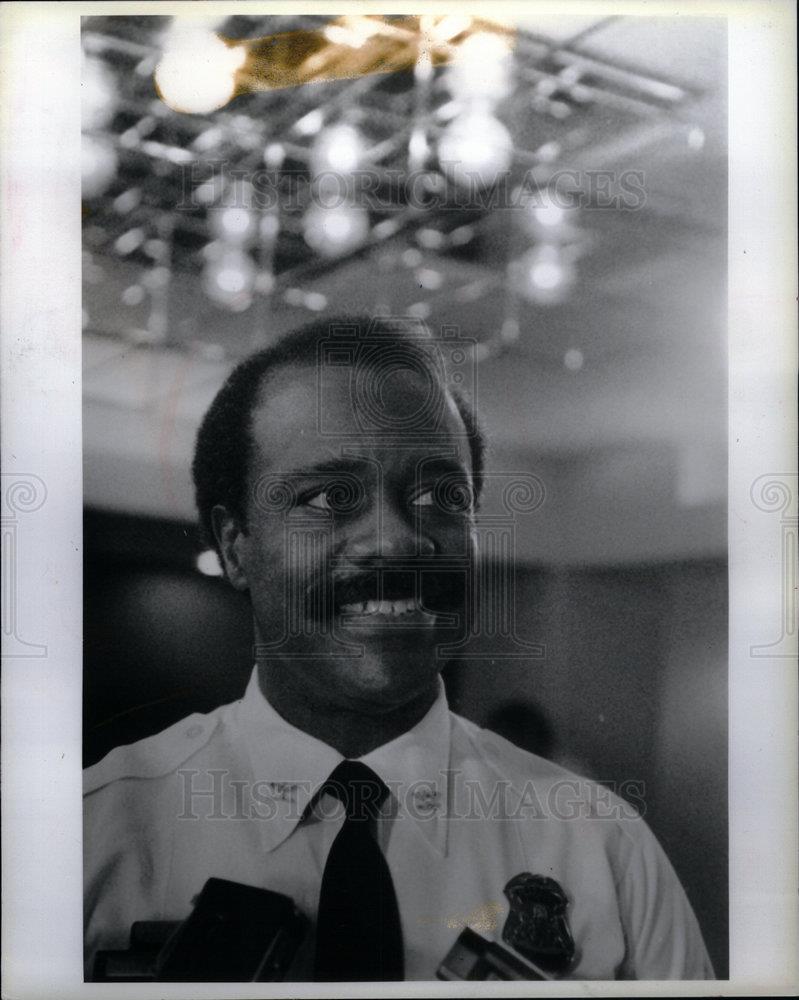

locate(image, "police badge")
[[502, 873, 576, 975]]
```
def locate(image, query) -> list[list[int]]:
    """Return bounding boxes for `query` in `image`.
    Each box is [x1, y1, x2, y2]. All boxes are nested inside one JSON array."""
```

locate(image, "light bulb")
[[155, 24, 245, 114], [209, 205, 255, 245], [427, 15, 473, 43], [303, 202, 369, 258], [82, 54, 117, 131], [531, 195, 565, 228], [202, 247, 255, 311], [512, 245, 576, 305], [517, 186, 579, 240], [311, 124, 364, 175], [263, 142, 286, 168], [438, 110, 513, 189], [408, 127, 431, 171], [446, 32, 513, 103], [687, 126, 705, 151], [294, 109, 324, 137], [564, 348, 584, 372], [531, 260, 563, 289], [82, 134, 118, 199]]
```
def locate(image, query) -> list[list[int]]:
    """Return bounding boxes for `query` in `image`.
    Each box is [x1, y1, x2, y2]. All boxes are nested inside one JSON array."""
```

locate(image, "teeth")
[[339, 597, 421, 616]]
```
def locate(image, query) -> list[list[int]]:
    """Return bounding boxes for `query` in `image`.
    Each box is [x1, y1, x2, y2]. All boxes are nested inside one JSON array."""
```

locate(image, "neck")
[[256, 664, 439, 758]]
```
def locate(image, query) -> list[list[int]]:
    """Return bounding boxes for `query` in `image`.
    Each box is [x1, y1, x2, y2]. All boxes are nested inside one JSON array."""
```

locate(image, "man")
[[84, 316, 714, 981]]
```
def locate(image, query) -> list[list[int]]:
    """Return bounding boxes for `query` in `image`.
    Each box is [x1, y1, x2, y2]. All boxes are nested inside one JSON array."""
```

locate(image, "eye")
[[298, 479, 364, 513], [411, 479, 474, 513], [303, 489, 332, 510], [410, 488, 435, 508]]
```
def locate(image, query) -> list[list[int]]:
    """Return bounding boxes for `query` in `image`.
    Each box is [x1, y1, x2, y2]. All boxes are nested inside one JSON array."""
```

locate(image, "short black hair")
[[192, 315, 486, 552]]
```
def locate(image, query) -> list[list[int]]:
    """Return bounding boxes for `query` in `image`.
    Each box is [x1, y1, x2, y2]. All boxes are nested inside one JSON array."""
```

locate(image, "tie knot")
[[323, 760, 389, 821]]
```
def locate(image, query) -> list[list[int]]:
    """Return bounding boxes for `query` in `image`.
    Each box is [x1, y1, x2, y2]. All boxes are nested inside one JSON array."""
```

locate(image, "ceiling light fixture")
[[155, 23, 246, 114]]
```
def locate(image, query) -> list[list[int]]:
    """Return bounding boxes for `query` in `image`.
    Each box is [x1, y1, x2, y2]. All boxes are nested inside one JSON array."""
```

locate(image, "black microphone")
[[91, 878, 307, 982], [436, 927, 553, 981]]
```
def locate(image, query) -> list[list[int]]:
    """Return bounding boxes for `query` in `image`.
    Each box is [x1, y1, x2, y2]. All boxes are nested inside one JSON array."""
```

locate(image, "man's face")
[[230, 358, 476, 716]]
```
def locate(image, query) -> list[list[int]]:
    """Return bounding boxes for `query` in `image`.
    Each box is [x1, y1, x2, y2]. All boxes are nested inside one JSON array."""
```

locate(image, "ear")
[[211, 504, 250, 591]]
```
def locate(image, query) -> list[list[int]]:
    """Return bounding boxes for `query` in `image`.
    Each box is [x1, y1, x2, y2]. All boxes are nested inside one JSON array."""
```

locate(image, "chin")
[[333, 651, 439, 712]]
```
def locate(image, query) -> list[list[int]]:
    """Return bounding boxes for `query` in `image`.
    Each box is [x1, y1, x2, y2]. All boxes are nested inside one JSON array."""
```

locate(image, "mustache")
[[303, 562, 469, 616]]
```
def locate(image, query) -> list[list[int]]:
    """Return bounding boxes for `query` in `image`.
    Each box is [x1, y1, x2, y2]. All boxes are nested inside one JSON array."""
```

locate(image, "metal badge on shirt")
[[502, 873, 575, 976]]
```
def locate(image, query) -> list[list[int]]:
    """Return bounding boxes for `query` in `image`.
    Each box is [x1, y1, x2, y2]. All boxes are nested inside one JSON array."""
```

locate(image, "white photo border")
[[1, 1, 796, 996]]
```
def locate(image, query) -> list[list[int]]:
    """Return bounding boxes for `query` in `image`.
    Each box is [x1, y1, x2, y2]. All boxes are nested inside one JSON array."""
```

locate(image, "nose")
[[348, 498, 436, 559]]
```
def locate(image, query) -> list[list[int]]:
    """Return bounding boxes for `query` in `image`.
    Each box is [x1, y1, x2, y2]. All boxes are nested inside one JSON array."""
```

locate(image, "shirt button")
[[185, 724, 203, 739]]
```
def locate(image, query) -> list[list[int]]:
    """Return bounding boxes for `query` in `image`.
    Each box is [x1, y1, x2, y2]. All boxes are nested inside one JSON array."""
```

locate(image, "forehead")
[[249, 360, 472, 474]]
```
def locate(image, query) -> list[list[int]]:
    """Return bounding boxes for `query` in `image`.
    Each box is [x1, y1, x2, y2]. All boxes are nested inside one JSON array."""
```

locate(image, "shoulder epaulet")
[[83, 709, 223, 796]]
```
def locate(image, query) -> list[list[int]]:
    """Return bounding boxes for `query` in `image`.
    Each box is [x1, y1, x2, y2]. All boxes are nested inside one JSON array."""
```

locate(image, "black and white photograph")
[[1, 2, 797, 996]]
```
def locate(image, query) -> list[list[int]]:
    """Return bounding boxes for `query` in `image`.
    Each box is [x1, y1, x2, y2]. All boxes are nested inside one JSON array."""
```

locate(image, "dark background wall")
[[84, 508, 727, 977]]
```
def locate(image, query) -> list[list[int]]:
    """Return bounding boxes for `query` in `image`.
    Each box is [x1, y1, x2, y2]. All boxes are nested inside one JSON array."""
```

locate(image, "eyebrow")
[[281, 457, 373, 479], [412, 456, 471, 479], [281, 454, 471, 482]]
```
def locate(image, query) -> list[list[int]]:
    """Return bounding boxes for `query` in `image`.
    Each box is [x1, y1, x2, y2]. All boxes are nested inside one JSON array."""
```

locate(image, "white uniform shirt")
[[84, 669, 714, 981]]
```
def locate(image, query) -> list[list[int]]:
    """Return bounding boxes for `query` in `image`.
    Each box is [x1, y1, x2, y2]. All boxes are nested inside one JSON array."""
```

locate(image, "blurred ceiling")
[[82, 14, 727, 562]]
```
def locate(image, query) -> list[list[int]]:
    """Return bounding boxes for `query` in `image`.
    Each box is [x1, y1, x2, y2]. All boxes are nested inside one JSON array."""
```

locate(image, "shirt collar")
[[235, 666, 451, 856]]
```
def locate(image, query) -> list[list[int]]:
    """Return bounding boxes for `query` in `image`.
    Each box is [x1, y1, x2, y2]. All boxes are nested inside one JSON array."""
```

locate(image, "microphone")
[[91, 878, 307, 982], [92, 870, 572, 981], [436, 927, 553, 981]]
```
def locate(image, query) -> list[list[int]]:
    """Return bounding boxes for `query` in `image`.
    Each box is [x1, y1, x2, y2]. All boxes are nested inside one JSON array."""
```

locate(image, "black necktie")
[[313, 760, 404, 981]]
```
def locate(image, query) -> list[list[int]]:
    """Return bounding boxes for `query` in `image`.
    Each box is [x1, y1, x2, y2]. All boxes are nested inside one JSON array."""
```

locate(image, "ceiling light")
[[438, 109, 513, 189], [121, 285, 145, 307], [408, 127, 431, 171], [114, 228, 145, 255], [304, 292, 328, 311], [511, 245, 576, 305], [294, 108, 325, 137], [311, 124, 364, 175], [210, 205, 255, 245], [323, 17, 381, 49], [564, 348, 584, 371], [82, 134, 118, 199], [155, 24, 246, 114], [446, 31, 513, 103], [532, 199, 565, 228], [687, 126, 706, 151], [202, 247, 255, 311], [82, 54, 117, 131], [263, 142, 286, 168], [532, 262, 562, 290], [416, 268, 443, 290], [303, 202, 370, 258], [426, 15, 473, 44]]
